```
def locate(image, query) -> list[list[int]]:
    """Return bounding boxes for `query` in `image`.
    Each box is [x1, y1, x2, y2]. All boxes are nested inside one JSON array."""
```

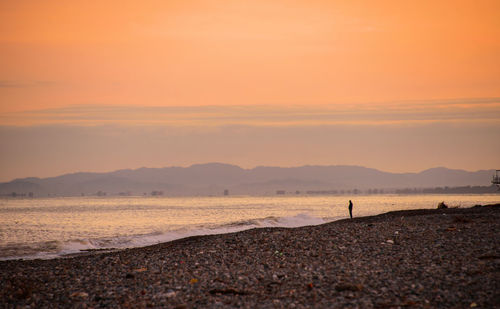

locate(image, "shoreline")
[[1, 204, 499, 307]]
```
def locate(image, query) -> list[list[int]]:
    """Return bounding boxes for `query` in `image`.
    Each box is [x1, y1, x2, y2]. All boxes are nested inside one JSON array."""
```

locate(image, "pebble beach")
[[1, 204, 499, 308]]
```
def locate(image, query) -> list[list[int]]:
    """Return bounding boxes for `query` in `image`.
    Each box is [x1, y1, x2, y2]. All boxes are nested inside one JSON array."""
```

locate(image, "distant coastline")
[[2, 185, 498, 199], [0, 163, 497, 197]]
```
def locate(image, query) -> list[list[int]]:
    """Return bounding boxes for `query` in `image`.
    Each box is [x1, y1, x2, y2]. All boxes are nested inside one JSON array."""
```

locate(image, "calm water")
[[1, 194, 498, 260]]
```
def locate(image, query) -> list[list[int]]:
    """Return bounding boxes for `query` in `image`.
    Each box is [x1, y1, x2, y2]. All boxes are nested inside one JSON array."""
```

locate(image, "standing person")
[[348, 200, 353, 219]]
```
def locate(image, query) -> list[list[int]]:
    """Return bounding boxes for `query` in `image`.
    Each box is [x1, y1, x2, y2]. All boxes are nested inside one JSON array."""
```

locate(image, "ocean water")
[[1, 194, 498, 260]]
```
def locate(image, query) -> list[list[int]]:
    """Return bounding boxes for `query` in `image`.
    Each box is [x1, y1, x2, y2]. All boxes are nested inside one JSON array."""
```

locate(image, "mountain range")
[[0, 163, 497, 197]]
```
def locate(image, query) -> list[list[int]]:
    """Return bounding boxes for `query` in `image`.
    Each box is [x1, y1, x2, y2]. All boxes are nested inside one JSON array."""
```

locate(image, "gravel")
[[1, 204, 499, 308]]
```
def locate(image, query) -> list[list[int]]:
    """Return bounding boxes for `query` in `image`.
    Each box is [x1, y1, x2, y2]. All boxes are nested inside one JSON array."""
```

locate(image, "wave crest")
[[0, 213, 328, 260]]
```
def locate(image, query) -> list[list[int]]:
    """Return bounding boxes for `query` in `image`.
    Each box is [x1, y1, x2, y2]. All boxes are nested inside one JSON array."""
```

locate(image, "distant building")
[[305, 190, 338, 195], [493, 170, 500, 189], [224, 189, 229, 196], [276, 190, 286, 195]]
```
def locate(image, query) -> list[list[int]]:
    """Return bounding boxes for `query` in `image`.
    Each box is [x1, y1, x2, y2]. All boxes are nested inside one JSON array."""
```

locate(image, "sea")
[[1, 194, 498, 260]]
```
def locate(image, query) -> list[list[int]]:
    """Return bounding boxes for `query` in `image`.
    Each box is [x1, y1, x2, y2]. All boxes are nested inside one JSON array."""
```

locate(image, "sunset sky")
[[1, 0, 499, 181]]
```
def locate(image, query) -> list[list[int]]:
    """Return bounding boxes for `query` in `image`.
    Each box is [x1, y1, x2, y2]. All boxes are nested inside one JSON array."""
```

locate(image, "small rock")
[[165, 290, 177, 298], [437, 201, 448, 209]]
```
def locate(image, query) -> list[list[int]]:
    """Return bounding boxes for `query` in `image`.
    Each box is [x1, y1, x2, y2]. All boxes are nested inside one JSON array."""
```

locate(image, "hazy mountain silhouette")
[[0, 163, 496, 196]]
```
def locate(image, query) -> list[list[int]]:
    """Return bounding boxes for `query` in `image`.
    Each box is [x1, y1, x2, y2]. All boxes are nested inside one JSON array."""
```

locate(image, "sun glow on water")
[[1, 194, 498, 260]]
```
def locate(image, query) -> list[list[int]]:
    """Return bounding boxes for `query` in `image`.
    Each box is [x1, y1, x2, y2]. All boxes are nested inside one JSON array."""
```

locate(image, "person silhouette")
[[348, 200, 353, 219]]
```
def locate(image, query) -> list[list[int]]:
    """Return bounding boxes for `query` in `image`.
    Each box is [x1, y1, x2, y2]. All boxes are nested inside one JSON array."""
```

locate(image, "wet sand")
[[1, 204, 499, 308]]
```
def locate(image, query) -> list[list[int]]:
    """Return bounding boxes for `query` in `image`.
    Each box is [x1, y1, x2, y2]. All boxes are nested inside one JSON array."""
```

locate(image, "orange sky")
[[1, 0, 499, 113], [0, 1, 499, 181]]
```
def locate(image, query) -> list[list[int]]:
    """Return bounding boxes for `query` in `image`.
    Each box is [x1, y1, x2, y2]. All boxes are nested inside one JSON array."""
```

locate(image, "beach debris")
[[125, 273, 135, 279], [386, 239, 394, 244], [470, 302, 478, 307], [209, 288, 251, 295], [189, 278, 198, 284], [134, 267, 147, 272], [335, 284, 363, 292], [70, 291, 89, 298], [307, 283, 314, 290], [437, 201, 448, 209]]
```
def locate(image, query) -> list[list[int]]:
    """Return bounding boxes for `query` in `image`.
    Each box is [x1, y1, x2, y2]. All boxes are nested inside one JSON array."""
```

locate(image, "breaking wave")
[[0, 213, 331, 261]]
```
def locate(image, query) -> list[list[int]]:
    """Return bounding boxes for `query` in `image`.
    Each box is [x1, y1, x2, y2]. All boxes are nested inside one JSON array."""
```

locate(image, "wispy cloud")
[[1, 114, 499, 181], [1, 98, 499, 127]]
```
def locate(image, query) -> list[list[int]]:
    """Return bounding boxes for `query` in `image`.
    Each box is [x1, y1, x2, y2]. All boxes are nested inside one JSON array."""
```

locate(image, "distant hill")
[[0, 163, 496, 197]]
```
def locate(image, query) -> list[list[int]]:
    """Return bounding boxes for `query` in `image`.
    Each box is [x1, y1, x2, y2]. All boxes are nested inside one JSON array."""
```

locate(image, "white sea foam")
[[1, 213, 329, 261]]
